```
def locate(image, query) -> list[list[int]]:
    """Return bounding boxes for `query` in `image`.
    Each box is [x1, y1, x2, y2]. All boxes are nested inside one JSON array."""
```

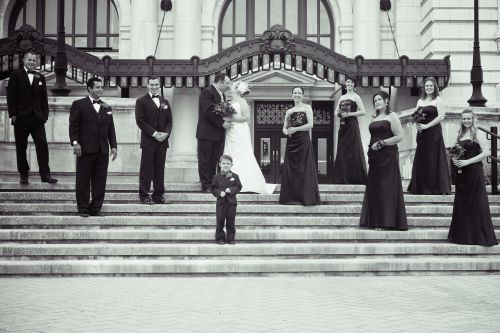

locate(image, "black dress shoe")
[[152, 197, 171, 204], [227, 241, 236, 245], [89, 211, 102, 216], [79, 212, 89, 218], [216, 240, 225, 245], [41, 176, 58, 184], [140, 197, 153, 205], [204, 189, 211, 193], [20, 174, 29, 184]]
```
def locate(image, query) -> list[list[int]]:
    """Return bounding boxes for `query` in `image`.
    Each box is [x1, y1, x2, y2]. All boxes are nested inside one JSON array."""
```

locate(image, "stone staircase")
[[0, 178, 499, 276]]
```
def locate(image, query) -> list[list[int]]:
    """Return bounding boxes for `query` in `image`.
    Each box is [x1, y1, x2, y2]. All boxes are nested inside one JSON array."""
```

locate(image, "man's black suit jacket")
[[135, 94, 173, 148], [69, 97, 117, 155], [196, 85, 225, 142], [211, 172, 242, 205], [7, 68, 49, 123]]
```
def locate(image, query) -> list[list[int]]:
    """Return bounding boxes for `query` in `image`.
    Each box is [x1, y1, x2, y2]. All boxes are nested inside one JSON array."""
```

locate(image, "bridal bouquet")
[[410, 108, 426, 123], [211, 101, 236, 117]]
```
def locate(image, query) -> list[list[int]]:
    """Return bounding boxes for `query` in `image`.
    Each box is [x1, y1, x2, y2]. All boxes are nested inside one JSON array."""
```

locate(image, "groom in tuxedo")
[[196, 73, 232, 192], [135, 76, 173, 204], [69, 77, 117, 217], [7, 51, 57, 184]]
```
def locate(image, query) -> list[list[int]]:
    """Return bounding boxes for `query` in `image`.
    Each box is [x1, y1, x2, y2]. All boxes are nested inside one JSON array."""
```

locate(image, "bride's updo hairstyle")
[[232, 81, 251, 96]]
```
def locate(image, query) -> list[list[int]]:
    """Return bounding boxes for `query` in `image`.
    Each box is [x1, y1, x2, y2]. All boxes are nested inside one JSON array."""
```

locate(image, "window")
[[10, 0, 119, 50], [219, 0, 334, 50]]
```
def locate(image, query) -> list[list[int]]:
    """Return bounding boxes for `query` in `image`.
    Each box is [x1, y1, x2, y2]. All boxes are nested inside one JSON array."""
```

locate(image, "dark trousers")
[[215, 201, 237, 242], [75, 153, 109, 213], [139, 146, 167, 200], [198, 139, 224, 190], [13, 115, 50, 176]]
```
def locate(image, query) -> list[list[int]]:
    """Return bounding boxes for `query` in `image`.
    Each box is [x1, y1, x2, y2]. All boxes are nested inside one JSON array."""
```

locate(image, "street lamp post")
[[467, 0, 487, 106], [51, 0, 70, 96]]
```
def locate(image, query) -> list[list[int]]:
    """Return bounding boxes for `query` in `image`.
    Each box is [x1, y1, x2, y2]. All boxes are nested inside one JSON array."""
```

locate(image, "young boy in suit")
[[211, 155, 242, 245]]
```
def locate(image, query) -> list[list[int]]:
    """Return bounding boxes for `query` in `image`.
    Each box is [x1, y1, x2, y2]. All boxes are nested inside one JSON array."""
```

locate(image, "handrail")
[[478, 126, 500, 140], [478, 126, 498, 195]]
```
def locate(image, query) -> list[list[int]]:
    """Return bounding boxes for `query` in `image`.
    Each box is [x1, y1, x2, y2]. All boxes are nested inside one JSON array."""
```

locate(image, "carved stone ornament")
[[260, 25, 295, 54], [11, 25, 44, 54]]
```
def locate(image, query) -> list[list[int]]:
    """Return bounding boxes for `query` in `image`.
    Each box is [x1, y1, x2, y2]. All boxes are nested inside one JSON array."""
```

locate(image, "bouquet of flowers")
[[338, 100, 351, 125], [211, 101, 236, 117], [410, 108, 426, 123], [449, 143, 466, 174]]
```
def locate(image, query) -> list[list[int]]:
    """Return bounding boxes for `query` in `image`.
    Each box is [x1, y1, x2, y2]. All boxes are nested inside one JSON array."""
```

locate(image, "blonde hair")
[[456, 108, 478, 143]]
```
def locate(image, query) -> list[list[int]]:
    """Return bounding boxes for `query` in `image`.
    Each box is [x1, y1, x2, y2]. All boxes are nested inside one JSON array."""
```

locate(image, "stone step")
[[1, 257, 499, 275], [0, 182, 365, 193], [1, 243, 499, 259], [1, 215, 500, 228], [2, 192, 500, 203], [2, 203, 500, 215], [1, 228, 499, 242]]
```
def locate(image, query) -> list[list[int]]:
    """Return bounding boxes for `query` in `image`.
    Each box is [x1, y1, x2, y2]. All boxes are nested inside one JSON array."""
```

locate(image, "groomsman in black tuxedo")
[[7, 51, 57, 184], [69, 77, 117, 217], [135, 76, 173, 204], [196, 73, 231, 192]]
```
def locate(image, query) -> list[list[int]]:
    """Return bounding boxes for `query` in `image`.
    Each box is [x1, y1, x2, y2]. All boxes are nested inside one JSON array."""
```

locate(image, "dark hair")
[[219, 154, 233, 163], [345, 76, 357, 87], [291, 86, 304, 94], [86, 77, 103, 90], [23, 50, 38, 59], [147, 76, 160, 83], [420, 77, 440, 100], [214, 73, 227, 83], [372, 90, 391, 117]]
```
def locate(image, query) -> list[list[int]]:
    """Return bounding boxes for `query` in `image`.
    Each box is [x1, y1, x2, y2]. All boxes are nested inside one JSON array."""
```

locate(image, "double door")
[[253, 101, 334, 184]]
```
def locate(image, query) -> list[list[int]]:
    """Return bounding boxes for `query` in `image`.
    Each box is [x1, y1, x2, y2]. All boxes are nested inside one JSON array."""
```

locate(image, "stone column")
[[130, 0, 158, 58], [352, 0, 380, 58], [168, 0, 201, 182]]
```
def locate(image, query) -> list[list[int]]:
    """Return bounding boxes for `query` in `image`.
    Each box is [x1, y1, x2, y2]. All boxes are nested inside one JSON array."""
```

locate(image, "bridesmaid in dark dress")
[[360, 91, 407, 230], [279, 86, 321, 206], [333, 77, 367, 184], [407, 77, 451, 194], [448, 109, 498, 247]]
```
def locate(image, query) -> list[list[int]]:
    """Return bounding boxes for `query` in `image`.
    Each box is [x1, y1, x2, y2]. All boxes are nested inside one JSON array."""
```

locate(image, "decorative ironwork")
[[0, 25, 451, 89], [312, 108, 332, 126], [255, 102, 293, 125], [260, 25, 295, 54], [7, 25, 44, 54]]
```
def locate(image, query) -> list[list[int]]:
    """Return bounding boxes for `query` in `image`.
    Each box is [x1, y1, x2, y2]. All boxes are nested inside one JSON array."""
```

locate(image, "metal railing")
[[478, 126, 498, 194]]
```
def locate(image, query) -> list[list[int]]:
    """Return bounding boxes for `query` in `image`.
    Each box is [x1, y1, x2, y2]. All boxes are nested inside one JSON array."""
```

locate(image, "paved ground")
[[1, 275, 499, 333]]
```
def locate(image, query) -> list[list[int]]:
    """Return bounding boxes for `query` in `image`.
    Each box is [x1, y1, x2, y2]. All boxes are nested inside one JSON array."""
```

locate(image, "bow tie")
[[92, 100, 103, 104], [27, 70, 36, 75], [152, 95, 160, 99]]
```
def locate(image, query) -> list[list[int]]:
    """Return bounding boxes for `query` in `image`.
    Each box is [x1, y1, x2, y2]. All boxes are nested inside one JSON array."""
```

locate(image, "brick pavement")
[[0, 276, 499, 333]]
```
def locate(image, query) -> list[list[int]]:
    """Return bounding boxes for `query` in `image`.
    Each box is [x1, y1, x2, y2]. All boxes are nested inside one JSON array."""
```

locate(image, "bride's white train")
[[223, 82, 276, 194]]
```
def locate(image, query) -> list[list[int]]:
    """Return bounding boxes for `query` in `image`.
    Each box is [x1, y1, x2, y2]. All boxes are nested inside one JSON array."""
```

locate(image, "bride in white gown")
[[223, 82, 276, 194]]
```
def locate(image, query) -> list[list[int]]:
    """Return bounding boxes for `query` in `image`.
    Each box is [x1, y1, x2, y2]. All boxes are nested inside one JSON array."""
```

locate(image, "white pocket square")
[[106, 111, 112, 115]]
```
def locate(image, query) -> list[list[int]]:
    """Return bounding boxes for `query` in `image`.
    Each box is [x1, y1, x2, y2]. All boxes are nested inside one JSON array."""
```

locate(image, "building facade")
[[0, 0, 499, 182]]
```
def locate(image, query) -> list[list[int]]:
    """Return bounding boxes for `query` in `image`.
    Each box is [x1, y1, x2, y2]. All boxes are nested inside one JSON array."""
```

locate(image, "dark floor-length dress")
[[407, 105, 451, 194], [360, 120, 407, 230], [279, 111, 321, 206], [333, 99, 367, 184], [448, 140, 498, 247]]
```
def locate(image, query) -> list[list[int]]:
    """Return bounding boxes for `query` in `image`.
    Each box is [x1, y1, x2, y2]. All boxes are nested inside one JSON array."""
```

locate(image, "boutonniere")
[[101, 102, 112, 113], [229, 177, 235, 181], [38, 81, 43, 86], [159, 102, 169, 110]]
